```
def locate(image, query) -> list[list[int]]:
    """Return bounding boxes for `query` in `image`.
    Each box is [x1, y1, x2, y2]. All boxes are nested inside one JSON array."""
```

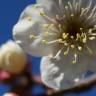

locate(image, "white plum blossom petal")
[[13, 4, 59, 57], [13, 0, 96, 90], [40, 49, 96, 90], [0, 40, 27, 74]]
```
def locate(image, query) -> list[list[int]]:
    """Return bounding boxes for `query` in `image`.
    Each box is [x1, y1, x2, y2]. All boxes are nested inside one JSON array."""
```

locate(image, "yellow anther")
[[50, 24, 54, 27], [43, 24, 50, 28], [63, 33, 68, 39], [72, 60, 76, 64], [65, 6, 68, 9], [40, 12, 45, 16], [58, 39, 63, 43], [71, 14, 74, 17], [76, 33, 82, 41], [59, 24, 62, 28], [27, 16, 32, 21], [64, 42, 68, 46], [43, 32, 49, 36], [71, 36, 74, 39], [64, 51, 68, 55], [80, 28, 83, 31], [64, 47, 69, 55], [29, 35, 37, 39], [71, 44, 75, 48], [42, 40, 47, 44], [81, 33, 87, 43], [78, 46, 82, 51], [72, 53, 77, 64], [83, 38, 87, 43], [56, 15, 60, 20], [88, 29, 92, 33], [43, 24, 54, 29], [89, 37, 95, 40]]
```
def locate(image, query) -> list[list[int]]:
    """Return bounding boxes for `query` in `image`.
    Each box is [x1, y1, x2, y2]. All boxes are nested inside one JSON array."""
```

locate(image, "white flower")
[[3, 93, 18, 96], [0, 40, 27, 74], [13, 0, 96, 90]]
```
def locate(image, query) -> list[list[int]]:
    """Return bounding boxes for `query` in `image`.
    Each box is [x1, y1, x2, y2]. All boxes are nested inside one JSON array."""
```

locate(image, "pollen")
[[30, 0, 96, 64]]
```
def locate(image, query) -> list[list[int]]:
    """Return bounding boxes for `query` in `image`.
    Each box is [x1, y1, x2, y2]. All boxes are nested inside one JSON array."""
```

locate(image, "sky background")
[[0, 0, 96, 96]]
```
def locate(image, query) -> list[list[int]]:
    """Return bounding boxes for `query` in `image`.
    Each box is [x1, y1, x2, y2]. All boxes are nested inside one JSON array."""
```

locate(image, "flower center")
[[29, 0, 96, 64]]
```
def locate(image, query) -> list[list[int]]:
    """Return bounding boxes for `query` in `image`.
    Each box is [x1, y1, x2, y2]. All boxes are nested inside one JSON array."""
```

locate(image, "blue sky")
[[0, 0, 96, 96]]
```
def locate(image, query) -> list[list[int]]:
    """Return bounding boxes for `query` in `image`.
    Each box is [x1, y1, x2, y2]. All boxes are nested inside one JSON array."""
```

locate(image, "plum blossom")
[[13, 0, 96, 90], [3, 93, 18, 96]]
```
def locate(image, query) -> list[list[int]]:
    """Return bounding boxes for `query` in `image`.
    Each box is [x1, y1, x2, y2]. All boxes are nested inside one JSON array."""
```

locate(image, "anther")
[[89, 37, 95, 40], [71, 36, 74, 39], [63, 33, 69, 39], [71, 14, 74, 17], [56, 15, 60, 20], [27, 16, 32, 21], [88, 29, 92, 33], [42, 40, 48, 44], [65, 6, 68, 9], [78, 46, 82, 51], [71, 44, 75, 49], [40, 12, 45, 16], [29, 35, 37, 39], [76, 33, 81, 41]]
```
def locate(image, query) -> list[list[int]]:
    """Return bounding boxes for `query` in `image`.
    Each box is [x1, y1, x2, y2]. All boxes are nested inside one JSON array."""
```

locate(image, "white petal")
[[13, 5, 57, 57], [40, 50, 94, 90], [37, 0, 68, 16], [84, 39, 96, 72]]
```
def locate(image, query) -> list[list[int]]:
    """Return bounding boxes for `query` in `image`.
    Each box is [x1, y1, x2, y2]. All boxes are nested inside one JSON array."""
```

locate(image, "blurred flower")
[[3, 93, 18, 96], [0, 70, 10, 80], [0, 40, 27, 74], [13, 0, 96, 90]]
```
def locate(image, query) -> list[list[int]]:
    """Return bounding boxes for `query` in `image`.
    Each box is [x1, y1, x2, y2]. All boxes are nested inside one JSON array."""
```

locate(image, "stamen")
[[35, 0, 96, 64], [43, 32, 57, 37], [63, 33, 69, 39], [76, 33, 81, 41], [54, 47, 64, 58], [58, 24, 62, 33], [78, 46, 82, 51], [71, 44, 75, 49], [71, 36, 74, 39], [56, 15, 60, 20], [89, 36, 95, 40], [47, 39, 65, 44], [86, 45, 93, 54], [88, 29, 92, 34], [41, 40, 48, 44], [68, 1, 73, 10], [27, 16, 32, 21], [29, 35, 38, 40], [72, 53, 77, 64], [64, 47, 69, 55], [81, 33, 87, 43], [87, 5, 96, 19], [43, 24, 54, 29]]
